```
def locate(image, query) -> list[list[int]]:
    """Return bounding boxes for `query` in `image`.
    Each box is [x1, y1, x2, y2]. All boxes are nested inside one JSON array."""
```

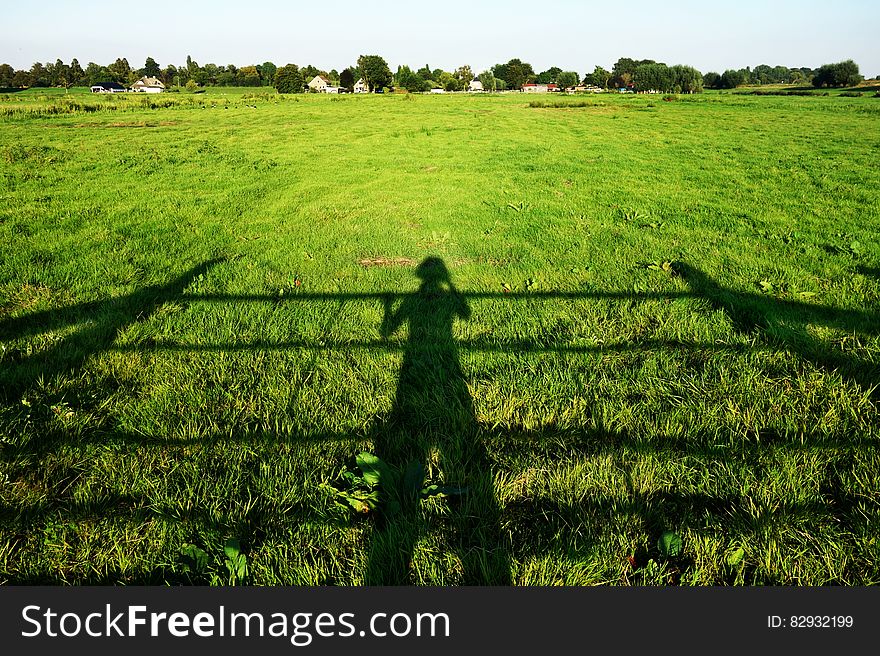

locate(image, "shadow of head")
[[415, 257, 452, 292], [416, 256, 449, 281]]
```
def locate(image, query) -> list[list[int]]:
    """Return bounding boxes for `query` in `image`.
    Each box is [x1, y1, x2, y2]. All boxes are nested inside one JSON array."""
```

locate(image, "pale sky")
[[4, 0, 879, 76]]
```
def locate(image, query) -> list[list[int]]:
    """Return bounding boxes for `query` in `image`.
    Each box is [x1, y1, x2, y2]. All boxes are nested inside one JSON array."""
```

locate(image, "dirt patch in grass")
[[358, 257, 418, 268]]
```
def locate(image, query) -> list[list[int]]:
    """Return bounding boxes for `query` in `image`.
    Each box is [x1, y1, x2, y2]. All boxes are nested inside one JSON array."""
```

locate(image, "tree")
[[12, 70, 31, 87], [670, 65, 703, 93], [259, 62, 277, 86], [143, 57, 160, 77], [719, 69, 744, 89], [238, 65, 261, 86], [184, 55, 208, 85], [792, 67, 813, 85], [633, 63, 672, 92], [454, 65, 474, 88], [501, 58, 535, 90], [274, 64, 304, 93], [200, 63, 218, 85], [161, 64, 178, 87], [439, 71, 461, 91], [556, 71, 579, 89], [478, 70, 496, 91], [586, 65, 611, 89], [703, 71, 720, 89], [301, 64, 323, 82], [29, 62, 49, 87], [611, 57, 637, 87], [51, 59, 71, 87], [395, 65, 428, 92], [752, 63, 792, 85], [536, 66, 562, 84], [0, 63, 14, 88], [492, 62, 508, 86], [340, 67, 355, 91], [185, 55, 196, 77], [107, 57, 131, 83], [69, 58, 85, 86], [417, 64, 433, 80], [217, 70, 235, 86], [772, 66, 791, 84], [357, 55, 392, 92], [185, 79, 198, 92], [611, 57, 656, 88], [812, 60, 862, 88], [85, 62, 112, 85]]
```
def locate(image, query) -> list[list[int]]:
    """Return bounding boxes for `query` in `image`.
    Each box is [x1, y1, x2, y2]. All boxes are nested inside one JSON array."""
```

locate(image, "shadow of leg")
[[364, 418, 427, 585], [445, 425, 511, 585]]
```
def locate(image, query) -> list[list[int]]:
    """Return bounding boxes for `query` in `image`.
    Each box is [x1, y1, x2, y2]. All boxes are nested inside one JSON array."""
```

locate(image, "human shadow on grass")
[[363, 257, 510, 584], [1, 258, 878, 584]]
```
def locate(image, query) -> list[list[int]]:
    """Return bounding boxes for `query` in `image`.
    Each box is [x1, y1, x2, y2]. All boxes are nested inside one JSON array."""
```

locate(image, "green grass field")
[[1, 88, 878, 585]]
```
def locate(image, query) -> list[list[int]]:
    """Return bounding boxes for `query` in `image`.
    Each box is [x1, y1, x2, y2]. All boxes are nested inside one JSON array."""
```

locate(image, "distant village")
[[7, 55, 861, 97], [92, 74, 614, 94]]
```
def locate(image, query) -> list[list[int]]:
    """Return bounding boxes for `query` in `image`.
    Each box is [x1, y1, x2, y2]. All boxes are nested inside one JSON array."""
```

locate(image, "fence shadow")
[[1, 257, 878, 584], [0, 259, 223, 399], [678, 263, 879, 399]]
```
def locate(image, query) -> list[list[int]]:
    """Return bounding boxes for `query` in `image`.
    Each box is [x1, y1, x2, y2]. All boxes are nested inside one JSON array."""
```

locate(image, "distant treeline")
[[703, 60, 864, 89], [0, 55, 869, 92]]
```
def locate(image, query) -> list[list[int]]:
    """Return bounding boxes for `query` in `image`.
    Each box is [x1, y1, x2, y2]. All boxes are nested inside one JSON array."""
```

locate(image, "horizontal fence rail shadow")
[[1, 257, 878, 584]]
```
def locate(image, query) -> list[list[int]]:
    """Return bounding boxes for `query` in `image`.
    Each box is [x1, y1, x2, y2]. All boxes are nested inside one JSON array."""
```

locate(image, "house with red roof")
[[522, 83, 558, 93]]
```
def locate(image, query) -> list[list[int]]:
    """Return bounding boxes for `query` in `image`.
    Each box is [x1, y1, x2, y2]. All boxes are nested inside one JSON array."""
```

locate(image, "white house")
[[130, 76, 165, 93], [308, 75, 331, 92], [353, 78, 369, 93], [468, 79, 483, 92], [90, 82, 126, 93], [307, 75, 342, 93]]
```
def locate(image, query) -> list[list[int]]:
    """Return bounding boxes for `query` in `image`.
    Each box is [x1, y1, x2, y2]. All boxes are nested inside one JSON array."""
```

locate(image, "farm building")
[[90, 82, 126, 93], [353, 78, 369, 93], [308, 75, 331, 92], [308, 75, 341, 93], [468, 79, 483, 91], [522, 83, 558, 93], [131, 76, 165, 93]]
